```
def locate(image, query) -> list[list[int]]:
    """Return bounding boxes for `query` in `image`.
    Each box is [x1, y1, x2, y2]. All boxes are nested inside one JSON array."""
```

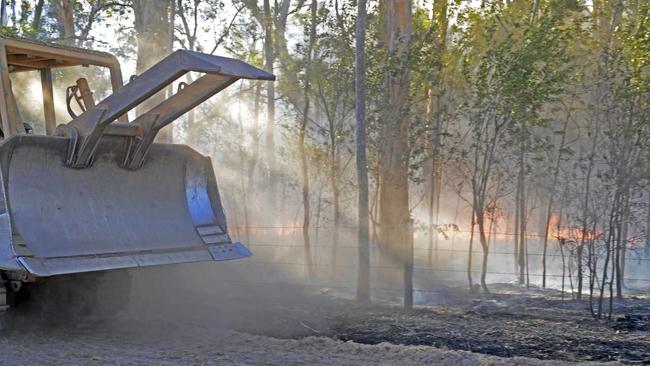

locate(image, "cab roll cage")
[[0, 36, 274, 170]]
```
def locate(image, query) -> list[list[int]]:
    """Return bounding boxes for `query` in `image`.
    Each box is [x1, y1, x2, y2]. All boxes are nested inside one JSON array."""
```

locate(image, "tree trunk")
[[0, 0, 6, 26], [476, 208, 490, 293], [597, 230, 612, 319], [133, 0, 172, 142], [378, 0, 412, 287], [298, 0, 317, 280], [598, 193, 618, 319], [426, 0, 448, 268], [236, 93, 251, 245], [314, 187, 323, 263], [588, 220, 597, 316], [514, 195, 520, 274], [580, 119, 598, 300], [329, 123, 341, 268], [263, 0, 277, 216], [51, 0, 74, 45], [517, 128, 527, 285], [467, 207, 476, 291], [646, 190, 650, 257], [542, 114, 570, 288], [331, 181, 341, 266], [248, 83, 262, 194], [31, 0, 45, 34], [616, 187, 630, 298], [558, 238, 566, 301], [355, 0, 370, 303]]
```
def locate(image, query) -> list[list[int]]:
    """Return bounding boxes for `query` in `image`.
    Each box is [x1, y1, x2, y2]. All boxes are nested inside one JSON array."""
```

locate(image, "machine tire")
[[18, 269, 132, 323]]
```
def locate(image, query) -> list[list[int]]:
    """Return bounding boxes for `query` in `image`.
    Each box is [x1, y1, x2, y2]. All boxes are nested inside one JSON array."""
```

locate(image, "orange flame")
[[548, 213, 601, 242]]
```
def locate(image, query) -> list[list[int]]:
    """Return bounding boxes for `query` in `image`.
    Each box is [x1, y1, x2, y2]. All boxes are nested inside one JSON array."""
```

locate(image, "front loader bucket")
[[0, 49, 273, 277], [0, 134, 249, 277]]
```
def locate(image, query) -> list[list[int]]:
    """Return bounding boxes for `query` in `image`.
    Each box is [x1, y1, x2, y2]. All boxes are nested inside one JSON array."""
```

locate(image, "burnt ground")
[[192, 282, 650, 364], [0, 271, 648, 365], [328, 293, 650, 364]]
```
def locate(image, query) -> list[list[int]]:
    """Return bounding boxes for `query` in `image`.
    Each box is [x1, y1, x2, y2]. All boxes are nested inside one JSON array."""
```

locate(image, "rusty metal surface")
[[0, 134, 249, 276]]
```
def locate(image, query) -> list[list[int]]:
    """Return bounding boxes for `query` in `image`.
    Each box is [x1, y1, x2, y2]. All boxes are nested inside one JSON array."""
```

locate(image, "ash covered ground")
[[0, 267, 648, 365]]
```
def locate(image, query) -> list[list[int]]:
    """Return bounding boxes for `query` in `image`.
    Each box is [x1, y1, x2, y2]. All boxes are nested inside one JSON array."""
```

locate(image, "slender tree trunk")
[[166, 0, 176, 101], [579, 130, 598, 300], [427, 130, 436, 266], [476, 209, 490, 293], [588, 220, 597, 316], [490, 214, 497, 248], [371, 169, 381, 248], [248, 83, 262, 193], [617, 187, 630, 297], [468, 116, 502, 294], [598, 229, 613, 319], [0, 0, 6, 26], [558, 238, 566, 301], [31, 0, 45, 34], [577, 231, 585, 299], [298, 0, 317, 279], [525, 233, 530, 288], [514, 192, 520, 274], [568, 249, 575, 299], [314, 188, 323, 265], [542, 114, 570, 288], [329, 131, 341, 268], [279, 172, 287, 237], [331, 186, 341, 266], [355, 0, 370, 303], [467, 207, 476, 291], [598, 194, 618, 319], [263, 0, 277, 216], [645, 190, 650, 259], [237, 94, 251, 244], [133, 0, 172, 142], [517, 147, 527, 285], [426, 0, 448, 269], [609, 204, 619, 319]]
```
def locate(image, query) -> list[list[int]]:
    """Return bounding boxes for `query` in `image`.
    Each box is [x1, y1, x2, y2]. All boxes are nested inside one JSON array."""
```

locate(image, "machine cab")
[[0, 35, 124, 139]]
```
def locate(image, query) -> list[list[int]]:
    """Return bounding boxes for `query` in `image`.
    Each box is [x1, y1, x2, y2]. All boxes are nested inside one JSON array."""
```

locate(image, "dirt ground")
[[0, 322, 612, 366], [0, 269, 647, 365]]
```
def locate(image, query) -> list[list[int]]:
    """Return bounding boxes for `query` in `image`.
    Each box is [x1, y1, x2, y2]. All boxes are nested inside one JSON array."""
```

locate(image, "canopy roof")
[[0, 35, 119, 72]]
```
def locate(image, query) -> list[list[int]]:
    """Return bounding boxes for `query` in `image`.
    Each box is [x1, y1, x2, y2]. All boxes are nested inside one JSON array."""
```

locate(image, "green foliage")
[[461, 0, 581, 129], [2, 0, 648, 256]]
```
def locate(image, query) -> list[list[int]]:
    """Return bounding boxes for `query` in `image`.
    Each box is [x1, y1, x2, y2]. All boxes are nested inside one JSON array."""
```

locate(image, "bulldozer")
[[0, 36, 273, 312]]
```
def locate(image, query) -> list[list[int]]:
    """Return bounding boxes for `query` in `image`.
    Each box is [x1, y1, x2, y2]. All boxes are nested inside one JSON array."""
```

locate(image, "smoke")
[[5, 56, 649, 339]]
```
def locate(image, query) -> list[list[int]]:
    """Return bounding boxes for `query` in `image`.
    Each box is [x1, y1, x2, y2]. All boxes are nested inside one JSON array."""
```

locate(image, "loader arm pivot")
[[124, 73, 236, 169], [57, 49, 274, 168]]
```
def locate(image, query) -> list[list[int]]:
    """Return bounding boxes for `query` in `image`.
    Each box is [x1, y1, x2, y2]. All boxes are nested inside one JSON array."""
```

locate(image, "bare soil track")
[[0, 276, 646, 365]]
